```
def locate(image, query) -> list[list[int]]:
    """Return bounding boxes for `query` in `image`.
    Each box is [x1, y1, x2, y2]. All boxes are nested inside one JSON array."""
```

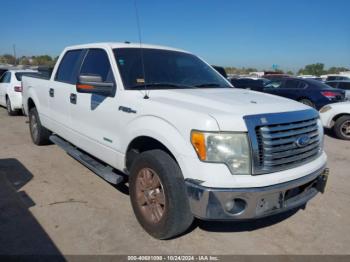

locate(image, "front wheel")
[[29, 107, 51, 145], [333, 115, 350, 140], [129, 150, 193, 239]]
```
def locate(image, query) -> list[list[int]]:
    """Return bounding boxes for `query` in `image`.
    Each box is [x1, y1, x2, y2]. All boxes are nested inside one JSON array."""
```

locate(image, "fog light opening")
[[224, 198, 247, 215]]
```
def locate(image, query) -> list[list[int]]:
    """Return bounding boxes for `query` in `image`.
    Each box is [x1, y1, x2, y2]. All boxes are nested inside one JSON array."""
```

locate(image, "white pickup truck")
[[22, 42, 329, 239]]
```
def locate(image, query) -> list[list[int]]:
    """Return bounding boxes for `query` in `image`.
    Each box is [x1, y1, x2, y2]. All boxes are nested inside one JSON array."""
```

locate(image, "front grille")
[[244, 110, 322, 175]]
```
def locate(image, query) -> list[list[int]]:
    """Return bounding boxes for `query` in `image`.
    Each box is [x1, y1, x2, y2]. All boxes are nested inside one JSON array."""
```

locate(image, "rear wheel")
[[6, 98, 17, 116], [299, 98, 315, 108], [129, 150, 193, 239], [29, 107, 51, 145], [333, 115, 350, 140]]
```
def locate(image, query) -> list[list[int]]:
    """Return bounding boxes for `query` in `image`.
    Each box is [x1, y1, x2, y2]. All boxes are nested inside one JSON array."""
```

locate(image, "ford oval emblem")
[[295, 135, 310, 147]]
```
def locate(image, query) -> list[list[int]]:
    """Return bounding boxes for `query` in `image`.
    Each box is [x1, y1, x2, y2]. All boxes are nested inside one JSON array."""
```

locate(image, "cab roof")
[[64, 42, 189, 53]]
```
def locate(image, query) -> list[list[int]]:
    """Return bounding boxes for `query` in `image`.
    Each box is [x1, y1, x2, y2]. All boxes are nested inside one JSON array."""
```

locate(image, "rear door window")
[[284, 79, 305, 89], [55, 49, 85, 84]]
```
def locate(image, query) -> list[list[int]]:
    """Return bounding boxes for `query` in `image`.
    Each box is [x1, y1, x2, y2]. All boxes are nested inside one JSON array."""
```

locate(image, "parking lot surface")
[[0, 107, 349, 255]]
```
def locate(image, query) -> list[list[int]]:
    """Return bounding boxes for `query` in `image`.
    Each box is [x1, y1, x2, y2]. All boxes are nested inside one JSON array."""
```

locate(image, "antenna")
[[134, 0, 149, 99], [13, 44, 17, 66]]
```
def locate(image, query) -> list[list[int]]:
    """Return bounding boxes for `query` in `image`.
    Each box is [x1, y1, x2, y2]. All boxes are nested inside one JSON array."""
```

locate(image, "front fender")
[[122, 115, 196, 159]]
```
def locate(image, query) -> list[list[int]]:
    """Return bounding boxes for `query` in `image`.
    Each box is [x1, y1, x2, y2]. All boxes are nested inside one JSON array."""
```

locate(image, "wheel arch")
[[331, 113, 350, 127], [27, 97, 36, 111], [125, 136, 178, 172], [123, 116, 195, 173]]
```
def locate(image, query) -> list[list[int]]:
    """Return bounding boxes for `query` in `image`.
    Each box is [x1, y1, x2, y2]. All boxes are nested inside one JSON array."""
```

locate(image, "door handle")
[[70, 93, 77, 104], [49, 88, 54, 97]]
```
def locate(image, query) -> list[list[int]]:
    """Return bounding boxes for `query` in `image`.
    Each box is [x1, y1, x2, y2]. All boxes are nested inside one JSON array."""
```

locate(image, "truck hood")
[[149, 88, 311, 131]]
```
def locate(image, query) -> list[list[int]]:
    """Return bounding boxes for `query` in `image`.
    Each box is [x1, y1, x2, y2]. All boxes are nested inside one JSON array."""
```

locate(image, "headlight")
[[191, 131, 251, 175], [319, 105, 332, 113]]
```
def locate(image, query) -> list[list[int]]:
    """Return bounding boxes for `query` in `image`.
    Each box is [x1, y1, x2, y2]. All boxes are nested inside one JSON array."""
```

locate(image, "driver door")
[[68, 48, 122, 167]]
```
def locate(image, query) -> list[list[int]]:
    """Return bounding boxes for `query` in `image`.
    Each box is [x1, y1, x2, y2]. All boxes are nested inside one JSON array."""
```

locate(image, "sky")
[[1, 0, 349, 71]]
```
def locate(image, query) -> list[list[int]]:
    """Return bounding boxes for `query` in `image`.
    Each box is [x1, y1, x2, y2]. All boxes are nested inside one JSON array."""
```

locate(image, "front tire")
[[29, 107, 51, 145], [6, 98, 17, 116], [333, 115, 350, 140], [129, 150, 193, 239]]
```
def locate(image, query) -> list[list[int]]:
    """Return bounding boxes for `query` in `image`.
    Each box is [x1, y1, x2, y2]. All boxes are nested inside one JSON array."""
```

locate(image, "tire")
[[6, 97, 17, 116], [29, 107, 51, 145], [298, 98, 315, 108], [333, 115, 350, 140], [129, 149, 193, 239]]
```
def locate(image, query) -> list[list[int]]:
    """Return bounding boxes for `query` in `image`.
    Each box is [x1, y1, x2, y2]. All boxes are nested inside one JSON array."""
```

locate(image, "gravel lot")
[[0, 107, 349, 255]]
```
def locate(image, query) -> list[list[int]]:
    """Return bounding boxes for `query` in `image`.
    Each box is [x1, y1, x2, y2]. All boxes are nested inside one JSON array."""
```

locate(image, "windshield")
[[113, 48, 231, 90]]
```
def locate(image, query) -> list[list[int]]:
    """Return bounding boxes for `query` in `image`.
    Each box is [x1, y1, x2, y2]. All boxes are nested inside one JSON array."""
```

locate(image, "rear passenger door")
[[281, 79, 306, 100], [49, 49, 86, 139], [68, 48, 121, 167]]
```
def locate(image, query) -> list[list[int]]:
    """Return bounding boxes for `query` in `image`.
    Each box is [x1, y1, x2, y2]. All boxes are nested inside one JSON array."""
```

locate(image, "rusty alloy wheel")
[[135, 167, 166, 223], [340, 120, 350, 139]]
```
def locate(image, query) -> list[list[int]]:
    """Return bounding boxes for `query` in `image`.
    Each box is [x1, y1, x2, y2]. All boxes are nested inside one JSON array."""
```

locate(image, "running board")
[[50, 135, 124, 185]]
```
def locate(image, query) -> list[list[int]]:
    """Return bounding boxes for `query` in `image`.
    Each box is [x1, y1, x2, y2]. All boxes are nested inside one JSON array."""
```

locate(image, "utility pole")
[[13, 44, 17, 66]]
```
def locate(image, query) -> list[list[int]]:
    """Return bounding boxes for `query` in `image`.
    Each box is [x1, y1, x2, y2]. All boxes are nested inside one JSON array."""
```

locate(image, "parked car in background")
[[264, 74, 290, 80], [326, 75, 350, 81], [298, 75, 323, 81], [0, 69, 38, 115], [320, 102, 350, 140], [212, 65, 227, 78], [325, 80, 350, 100], [230, 78, 268, 91], [262, 78, 346, 109]]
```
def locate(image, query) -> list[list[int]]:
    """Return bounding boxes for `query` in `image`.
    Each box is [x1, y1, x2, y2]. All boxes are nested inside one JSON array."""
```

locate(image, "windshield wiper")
[[194, 83, 229, 88], [129, 82, 195, 90]]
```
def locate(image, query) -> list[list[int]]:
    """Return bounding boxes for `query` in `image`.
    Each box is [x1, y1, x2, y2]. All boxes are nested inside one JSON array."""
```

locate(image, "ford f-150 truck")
[[22, 42, 329, 239]]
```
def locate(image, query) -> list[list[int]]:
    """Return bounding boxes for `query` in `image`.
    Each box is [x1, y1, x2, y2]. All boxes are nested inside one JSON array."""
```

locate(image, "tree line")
[[225, 64, 349, 76], [0, 54, 348, 76], [0, 54, 58, 67]]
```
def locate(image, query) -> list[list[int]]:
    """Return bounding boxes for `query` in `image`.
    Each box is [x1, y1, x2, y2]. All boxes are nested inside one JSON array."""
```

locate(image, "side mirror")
[[76, 74, 114, 96]]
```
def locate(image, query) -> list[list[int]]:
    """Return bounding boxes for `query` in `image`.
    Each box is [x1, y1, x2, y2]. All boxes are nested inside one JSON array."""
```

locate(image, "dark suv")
[[260, 78, 345, 109]]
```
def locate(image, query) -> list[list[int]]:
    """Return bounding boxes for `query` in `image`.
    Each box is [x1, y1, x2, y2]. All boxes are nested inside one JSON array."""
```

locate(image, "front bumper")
[[185, 166, 329, 220]]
